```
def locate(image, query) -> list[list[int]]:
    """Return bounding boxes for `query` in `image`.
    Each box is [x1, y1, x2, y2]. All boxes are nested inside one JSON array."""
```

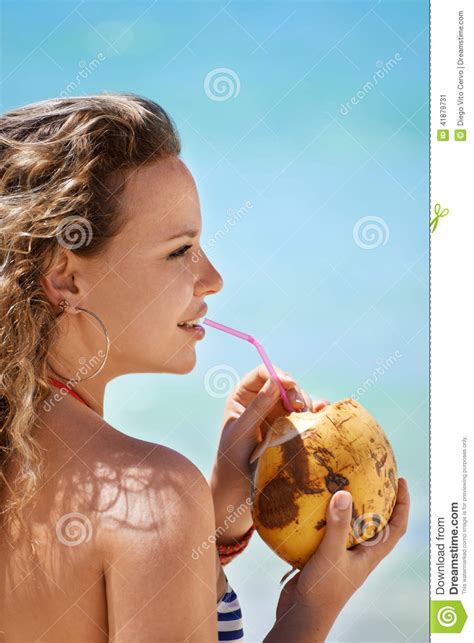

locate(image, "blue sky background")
[[1, 1, 429, 640]]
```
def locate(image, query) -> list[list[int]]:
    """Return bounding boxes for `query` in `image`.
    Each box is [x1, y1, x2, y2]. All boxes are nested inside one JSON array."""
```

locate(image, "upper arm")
[[101, 446, 218, 642]]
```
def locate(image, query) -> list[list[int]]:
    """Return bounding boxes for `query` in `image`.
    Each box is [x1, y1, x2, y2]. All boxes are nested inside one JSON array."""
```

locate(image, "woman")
[[0, 93, 409, 641]]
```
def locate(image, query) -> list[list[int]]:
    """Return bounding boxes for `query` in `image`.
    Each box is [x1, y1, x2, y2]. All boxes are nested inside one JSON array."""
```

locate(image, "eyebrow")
[[165, 229, 200, 242]]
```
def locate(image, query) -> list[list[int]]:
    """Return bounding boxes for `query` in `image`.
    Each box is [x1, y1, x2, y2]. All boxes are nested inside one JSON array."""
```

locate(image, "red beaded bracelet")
[[217, 524, 256, 566]]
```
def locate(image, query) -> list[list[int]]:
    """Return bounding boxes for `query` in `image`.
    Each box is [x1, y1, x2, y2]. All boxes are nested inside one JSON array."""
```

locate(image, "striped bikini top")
[[217, 577, 244, 641], [47, 377, 246, 641]]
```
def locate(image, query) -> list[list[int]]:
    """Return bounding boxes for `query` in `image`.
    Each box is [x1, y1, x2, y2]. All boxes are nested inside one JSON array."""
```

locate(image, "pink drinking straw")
[[203, 318, 294, 413]]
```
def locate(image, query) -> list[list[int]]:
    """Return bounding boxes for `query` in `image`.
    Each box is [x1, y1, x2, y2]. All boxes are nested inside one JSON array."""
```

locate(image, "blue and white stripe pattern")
[[217, 578, 244, 641]]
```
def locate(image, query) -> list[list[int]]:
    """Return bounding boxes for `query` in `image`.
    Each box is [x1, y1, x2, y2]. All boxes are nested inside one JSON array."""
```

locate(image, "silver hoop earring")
[[48, 302, 110, 384]]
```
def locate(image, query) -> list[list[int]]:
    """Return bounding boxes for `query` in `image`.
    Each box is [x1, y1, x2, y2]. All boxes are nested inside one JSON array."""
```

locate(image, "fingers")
[[286, 386, 310, 411], [315, 490, 353, 562], [239, 364, 296, 395], [354, 478, 410, 568], [287, 391, 329, 413], [272, 369, 312, 412], [389, 477, 410, 529], [312, 399, 330, 412], [239, 363, 322, 414], [237, 377, 281, 434], [299, 388, 313, 411]]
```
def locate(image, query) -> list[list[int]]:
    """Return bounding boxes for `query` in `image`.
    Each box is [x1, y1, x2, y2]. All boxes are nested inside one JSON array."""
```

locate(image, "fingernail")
[[334, 491, 352, 510]]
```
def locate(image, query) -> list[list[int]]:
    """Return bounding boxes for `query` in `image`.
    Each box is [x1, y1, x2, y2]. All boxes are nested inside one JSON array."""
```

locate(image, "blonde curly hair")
[[0, 92, 181, 527]]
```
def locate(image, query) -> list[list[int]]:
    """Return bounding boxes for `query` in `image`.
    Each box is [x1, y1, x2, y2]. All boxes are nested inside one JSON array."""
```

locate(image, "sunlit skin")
[[41, 155, 319, 548], [42, 157, 224, 417], [0, 156, 410, 641], [0, 156, 312, 640]]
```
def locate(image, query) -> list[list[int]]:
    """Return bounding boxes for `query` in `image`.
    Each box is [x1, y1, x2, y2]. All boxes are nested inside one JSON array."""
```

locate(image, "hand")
[[271, 478, 410, 639], [209, 364, 328, 545], [216, 363, 329, 478]]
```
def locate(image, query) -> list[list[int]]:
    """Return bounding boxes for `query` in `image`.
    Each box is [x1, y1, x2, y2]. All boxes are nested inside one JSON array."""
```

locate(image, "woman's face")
[[52, 156, 224, 378]]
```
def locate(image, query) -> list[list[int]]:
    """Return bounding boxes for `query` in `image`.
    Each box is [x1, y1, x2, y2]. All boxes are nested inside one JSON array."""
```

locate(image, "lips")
[[177, 305, 208, 328]]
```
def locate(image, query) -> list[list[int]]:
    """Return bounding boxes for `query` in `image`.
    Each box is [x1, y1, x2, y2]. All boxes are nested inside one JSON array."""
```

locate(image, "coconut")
[[250, 398, 398, 569]]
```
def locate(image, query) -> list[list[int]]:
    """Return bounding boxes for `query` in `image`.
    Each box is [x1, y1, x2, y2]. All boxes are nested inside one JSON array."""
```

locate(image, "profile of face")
[[42, 157, 224, 381]]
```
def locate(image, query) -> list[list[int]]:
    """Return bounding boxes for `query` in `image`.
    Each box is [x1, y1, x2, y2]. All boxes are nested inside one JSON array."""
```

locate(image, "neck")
[[48, 370, 107, 416], [47, 307, 113, 416]]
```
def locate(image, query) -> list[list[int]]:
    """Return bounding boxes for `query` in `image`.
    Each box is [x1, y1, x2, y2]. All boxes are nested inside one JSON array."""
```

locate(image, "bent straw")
[[202, 318, 294, 413]]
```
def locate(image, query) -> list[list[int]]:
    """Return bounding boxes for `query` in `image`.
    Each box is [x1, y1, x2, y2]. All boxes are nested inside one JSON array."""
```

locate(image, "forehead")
[[119, 157, 200, 238]]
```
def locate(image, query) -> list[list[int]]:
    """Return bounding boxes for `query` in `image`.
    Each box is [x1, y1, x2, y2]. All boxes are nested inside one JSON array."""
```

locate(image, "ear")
[[39, 249, 81, 314]]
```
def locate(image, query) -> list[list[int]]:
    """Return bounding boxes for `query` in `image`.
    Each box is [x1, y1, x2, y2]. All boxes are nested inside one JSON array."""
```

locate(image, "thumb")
[[317, 490, 353, 561], [238, 377, 281, 433]]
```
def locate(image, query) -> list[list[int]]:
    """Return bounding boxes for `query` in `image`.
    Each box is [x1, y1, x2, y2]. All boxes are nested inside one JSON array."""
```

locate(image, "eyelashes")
[[168, 244, 193, 260]]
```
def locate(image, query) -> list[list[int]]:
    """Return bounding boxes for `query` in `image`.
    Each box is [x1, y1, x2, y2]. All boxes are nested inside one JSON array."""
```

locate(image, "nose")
[[195, 255, 224, 297]]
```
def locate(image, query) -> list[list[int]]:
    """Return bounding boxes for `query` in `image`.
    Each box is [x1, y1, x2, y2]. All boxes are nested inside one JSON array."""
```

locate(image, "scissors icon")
[[430, 203, 449, 233]]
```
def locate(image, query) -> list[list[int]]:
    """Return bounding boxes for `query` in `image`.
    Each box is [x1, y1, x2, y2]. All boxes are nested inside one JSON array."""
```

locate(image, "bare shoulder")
[[34, 410, 219, 640], [38, 406, 214, 553], [87, 424, 218, 641], [97, 430, 212, 537], [83, 421, 214, 549]]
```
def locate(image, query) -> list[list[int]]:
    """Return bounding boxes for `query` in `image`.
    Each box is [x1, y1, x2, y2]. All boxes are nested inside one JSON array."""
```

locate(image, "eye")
[[168, 244, 192, 260]]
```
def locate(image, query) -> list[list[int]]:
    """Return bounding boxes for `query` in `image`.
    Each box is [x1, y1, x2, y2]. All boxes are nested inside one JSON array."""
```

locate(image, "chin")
[[165, 351, 197, 375]]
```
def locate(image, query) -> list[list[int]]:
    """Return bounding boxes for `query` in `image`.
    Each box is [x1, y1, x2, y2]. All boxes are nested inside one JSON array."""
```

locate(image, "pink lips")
[[177, 324, 205, 339], [177, 305, 208, 326]]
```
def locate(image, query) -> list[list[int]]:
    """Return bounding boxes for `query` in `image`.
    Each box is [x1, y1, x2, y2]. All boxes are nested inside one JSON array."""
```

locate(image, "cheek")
[[99, 262, 194, 345], [132, 267, 193, 329]]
